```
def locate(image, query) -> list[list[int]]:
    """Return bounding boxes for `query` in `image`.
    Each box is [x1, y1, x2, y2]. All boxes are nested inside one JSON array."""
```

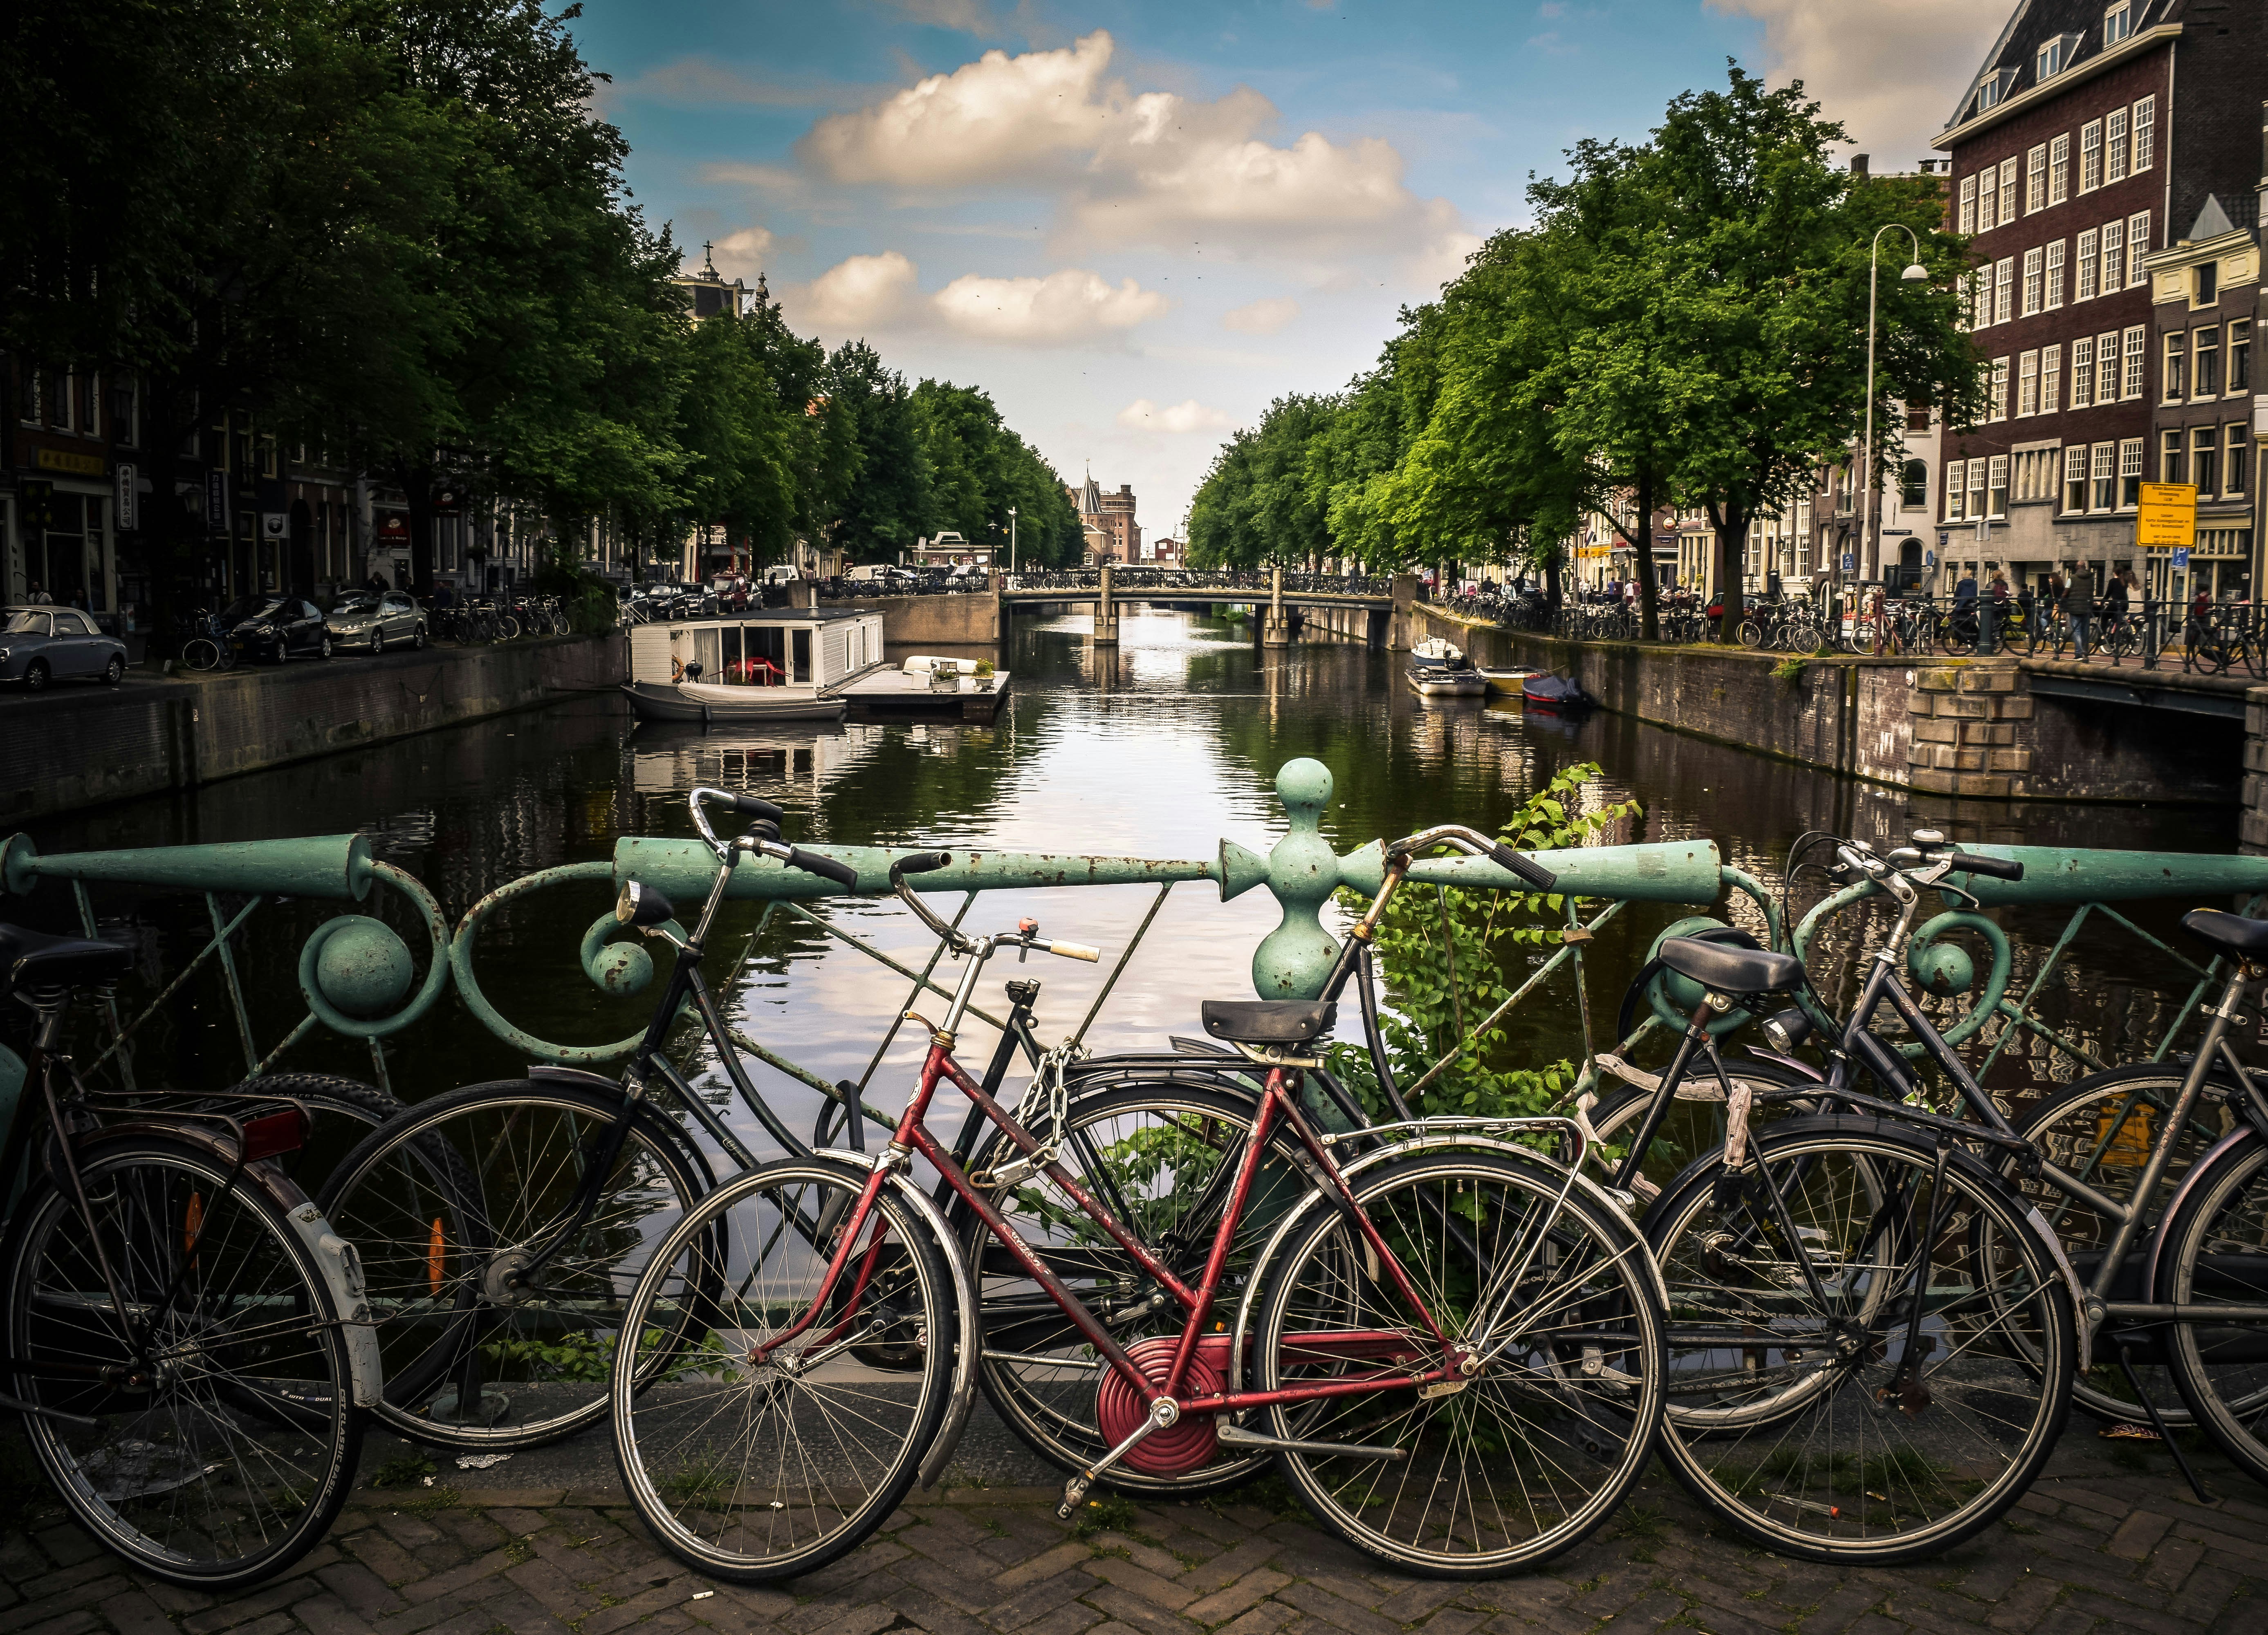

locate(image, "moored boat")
[[1521, 671, 1595, 712], [621, 679, 848, 723], [1478, 667, 1538, 697], [1407, 636, 1487, 697]]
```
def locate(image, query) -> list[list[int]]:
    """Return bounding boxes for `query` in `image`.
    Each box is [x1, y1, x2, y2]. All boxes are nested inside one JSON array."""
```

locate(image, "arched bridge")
[[1001, 564, 1417, 646]]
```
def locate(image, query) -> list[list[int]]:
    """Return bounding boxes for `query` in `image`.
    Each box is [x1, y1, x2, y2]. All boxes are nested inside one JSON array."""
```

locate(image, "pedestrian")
[[2064, 561, 2097, 660], [2017, 578, 2036, 642], [26, 580, 52, 605], [2101, 569, 2129, 655]]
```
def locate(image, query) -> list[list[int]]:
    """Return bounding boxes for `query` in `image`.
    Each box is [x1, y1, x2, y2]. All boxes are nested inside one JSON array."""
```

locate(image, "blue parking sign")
[[2173, 547, 2191, 567], [1841, 553, 1855, 573]]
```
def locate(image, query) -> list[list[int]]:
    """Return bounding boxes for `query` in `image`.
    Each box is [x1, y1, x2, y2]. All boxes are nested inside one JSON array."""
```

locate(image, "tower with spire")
[[671, 239, 750, 323], [1067, 464, 1142, 564]]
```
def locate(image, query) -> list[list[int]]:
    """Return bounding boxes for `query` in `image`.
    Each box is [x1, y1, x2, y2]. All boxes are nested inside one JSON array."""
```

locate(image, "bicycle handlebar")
[[1949, 852, 2024, 882], [1386, 823, 1559, 892]]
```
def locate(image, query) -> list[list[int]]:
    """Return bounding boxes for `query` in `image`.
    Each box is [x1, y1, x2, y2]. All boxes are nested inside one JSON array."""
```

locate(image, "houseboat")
[[623, 608, 885, 723]]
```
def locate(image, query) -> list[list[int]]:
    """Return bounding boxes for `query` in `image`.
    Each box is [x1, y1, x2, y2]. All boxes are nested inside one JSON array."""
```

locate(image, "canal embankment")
[[2, 632, 625, 823]]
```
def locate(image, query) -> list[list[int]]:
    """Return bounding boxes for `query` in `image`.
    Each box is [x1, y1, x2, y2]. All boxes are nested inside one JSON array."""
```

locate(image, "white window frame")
[[2026, 145, 2048, 213], [2104, 107, 2129, 184], [1991, 356, 2011, 421], [2118, 437, 2143, 506], [2099, 219, 2124, 298], [2121, 325, 2146, 399], [1976, 170, 1996, 233], [1995, 257, 2015, 325], [2131, 96, 2155, 172], [2049, 132, 2071, 204], [2126, 211, 2150, 287], [1988, 455, 2010, 517], [1999, 158, 2019, 225], [2080, 120, 2103, 193], [2041, 342, 2062, 413], [2045, 239, 2066, 308], [2071, 335, 2095, 403], [1945, 458, 1967, 521], [2091, 441, 2117, 511], [2075, 228, 2099, 300], [1970, 460, 1990, 517], [2022, 246, 2044, 315], [2018, 349, 2040, 416], [1958, 173, 1978, 234], [2228, 422, 2248, 496], [2096, 331, 2120, 405], [2064, 445, 2091, 511], [2104, 2, 2131, 47]]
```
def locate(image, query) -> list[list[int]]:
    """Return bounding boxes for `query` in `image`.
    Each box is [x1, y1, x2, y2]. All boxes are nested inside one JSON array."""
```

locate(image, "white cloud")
[[1117, 399, 1238, 434], [795, 31, 1469, 265], [1222, 296, 1300, 335], [789, 252, 1169, 346], [1709, 0, 2001, 162], [705, 228, 776, 282]]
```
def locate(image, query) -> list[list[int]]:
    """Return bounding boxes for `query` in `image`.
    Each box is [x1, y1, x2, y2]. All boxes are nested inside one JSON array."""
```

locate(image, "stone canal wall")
[[4, 633, 624, 823], [864, 590, 1000, 646]]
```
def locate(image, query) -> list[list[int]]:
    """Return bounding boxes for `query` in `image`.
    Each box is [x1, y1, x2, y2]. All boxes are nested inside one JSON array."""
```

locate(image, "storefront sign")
[[2137, 482, 2198, 549], [206, 470, 228, 530], [114, 463, 137, 529], [262, 511, 288, 540], [35, 447, 106, 478]]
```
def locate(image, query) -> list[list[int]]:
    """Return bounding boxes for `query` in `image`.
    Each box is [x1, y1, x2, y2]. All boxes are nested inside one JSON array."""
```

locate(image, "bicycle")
[[0, 924, 378, 1588], [607, 825, 1667, 1581], [176, 610, 236, 672]]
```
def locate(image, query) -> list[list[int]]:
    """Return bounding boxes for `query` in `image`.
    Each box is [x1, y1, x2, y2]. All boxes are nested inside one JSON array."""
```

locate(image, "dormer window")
[[2104, 2, 2132, 47], [1974, 68, 2018, 115], [2037, 33, 2081, 80]]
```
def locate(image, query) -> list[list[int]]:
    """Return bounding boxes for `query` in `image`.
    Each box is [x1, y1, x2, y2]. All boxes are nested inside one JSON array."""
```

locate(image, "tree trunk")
[[1543, 547, 1564, 611], [1616, 472, 1660, 641], [1712, 504, 1746, 643], [400, 463, 436, 597]]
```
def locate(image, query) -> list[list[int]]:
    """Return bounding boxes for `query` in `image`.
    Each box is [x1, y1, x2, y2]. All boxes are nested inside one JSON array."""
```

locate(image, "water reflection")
[[4, 609, 2241, 1158]]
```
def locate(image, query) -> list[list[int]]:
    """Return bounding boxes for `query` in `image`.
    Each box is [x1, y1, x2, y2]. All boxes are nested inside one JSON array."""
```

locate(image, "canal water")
[[5, 608, 2242, 1155]]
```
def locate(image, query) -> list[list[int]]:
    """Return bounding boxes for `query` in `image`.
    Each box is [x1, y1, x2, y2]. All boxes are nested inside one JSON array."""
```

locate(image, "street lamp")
[[1007, 506, 1017, 574], [1855, 224, 1929, 611]]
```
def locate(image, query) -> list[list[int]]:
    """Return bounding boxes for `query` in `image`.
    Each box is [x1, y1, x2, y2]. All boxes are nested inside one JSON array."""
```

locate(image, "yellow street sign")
[[2136, 481, 2198, 549]]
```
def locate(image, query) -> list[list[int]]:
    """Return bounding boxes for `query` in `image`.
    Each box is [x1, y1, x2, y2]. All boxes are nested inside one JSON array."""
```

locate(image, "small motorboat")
[[622, 663, 848, 724], [1521, 671, 1595, 713], [1478, 667, 1538, 698], [1407, 636, 1487, 697]]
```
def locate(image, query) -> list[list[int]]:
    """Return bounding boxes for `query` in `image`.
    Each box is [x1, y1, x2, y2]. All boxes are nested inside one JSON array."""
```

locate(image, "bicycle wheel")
[[1737, 619, 1765, 649], [317, 1080, 708, 1449], [1649, 1118, 2074, 1565], [957, 1081, 1313, 1496], [180, 638, 220, 671], [613, 1159, 957, 1583], [2158, 1132, 2268, 1485], [2001, 1066, 2244, 1429], [1938, 616, 1975, 656], [2, 1134, 363, 1589], [1254, 1149, 1665, 1577]]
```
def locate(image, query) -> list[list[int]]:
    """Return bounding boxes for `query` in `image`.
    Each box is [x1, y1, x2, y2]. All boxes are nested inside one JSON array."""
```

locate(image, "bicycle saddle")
[[1657, 936, 1801, 997], [1200, 999, 1336, 1046], [0, 923, 133, 995], [2181, 908, 2268, 957]]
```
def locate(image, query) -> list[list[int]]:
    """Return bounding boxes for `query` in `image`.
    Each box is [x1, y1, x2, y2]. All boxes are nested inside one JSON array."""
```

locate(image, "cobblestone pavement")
[[5, 1429, 2264, 1635]]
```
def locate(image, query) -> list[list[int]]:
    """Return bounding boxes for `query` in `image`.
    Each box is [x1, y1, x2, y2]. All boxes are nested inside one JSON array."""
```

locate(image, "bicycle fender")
[[527, 1064, 622, 1093], [806, 1151, 978, 1492], [1741, 1048, 1826, 1084], [525, 1066, 720, 1192], [2021, 1199, 2092, 1378], [72, 1123, 385, 1408], [2143, 1124, 2259, 1303]]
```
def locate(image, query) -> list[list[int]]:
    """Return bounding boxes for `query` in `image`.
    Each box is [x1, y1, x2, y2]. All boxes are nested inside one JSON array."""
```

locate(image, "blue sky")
[[569, 0, 1999, 541]]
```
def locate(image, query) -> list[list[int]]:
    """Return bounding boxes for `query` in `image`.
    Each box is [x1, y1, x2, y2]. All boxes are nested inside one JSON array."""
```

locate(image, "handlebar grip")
[[888, 851, 952, 882], [733, 793, 785, 824], [1490, 841, 1558, 891], [785, 847, 861, 889], [1950, 852, 2024, 882], [1048, 941, 1102, 963]]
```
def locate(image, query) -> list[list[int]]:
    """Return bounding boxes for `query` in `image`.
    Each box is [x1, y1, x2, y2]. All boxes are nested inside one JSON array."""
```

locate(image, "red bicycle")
[[606, 831, 1667, 1581]]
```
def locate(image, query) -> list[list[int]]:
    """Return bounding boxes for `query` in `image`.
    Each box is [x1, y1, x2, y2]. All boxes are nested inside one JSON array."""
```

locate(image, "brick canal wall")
[[2, 633, 624, 823]]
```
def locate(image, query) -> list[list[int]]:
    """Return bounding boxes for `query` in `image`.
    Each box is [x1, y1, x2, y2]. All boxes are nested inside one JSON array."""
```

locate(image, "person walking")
[[2101, 568, 2129, 657], [2064, 561, 2098, 661]]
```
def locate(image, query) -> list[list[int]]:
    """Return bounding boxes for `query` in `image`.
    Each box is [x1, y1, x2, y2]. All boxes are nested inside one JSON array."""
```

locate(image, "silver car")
[[326, 591, 426, 653], [1, 606, 128, 690]]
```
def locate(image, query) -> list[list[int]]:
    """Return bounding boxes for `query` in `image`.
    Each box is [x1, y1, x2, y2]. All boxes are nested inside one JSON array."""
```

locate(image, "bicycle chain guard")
[[1095, 1335, 1223, 1475]]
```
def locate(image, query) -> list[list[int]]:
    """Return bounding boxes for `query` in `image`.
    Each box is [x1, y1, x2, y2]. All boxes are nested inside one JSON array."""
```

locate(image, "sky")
[[568, 0, 2007, 547]]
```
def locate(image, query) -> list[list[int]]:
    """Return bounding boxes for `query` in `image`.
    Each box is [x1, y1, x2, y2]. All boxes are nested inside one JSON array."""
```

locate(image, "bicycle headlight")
[[1760, 1007, 1813, 1053]]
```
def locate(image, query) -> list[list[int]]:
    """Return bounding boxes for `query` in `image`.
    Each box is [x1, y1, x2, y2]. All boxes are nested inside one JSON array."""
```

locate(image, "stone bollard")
[[1089, 560, 1119, 645], [1262, 564, 1294, 646], [1907, 660, 2035, 798]]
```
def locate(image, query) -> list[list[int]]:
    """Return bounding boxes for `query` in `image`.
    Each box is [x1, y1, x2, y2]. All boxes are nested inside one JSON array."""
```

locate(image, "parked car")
[[326, 590, 426, 653], [1, 606, 128, 690], [220, 594, 332, 662]]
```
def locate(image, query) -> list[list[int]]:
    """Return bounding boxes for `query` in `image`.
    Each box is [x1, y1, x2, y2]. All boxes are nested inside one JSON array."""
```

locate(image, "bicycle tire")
[[196, 1073, 407, 1198], [181, 638, 221, 671], [612, 1158, 958, 1583], [1938, 616, 1975, 657], [1738, 620, 1765, 650], [317, 1079, 709, 1449], [1254, 1148, 1665, 1577], [2, 1133, 363, 1589], [953, 1081, 1312, 1496], [1649, 1117, 2074, 1565], [2158, 1131, 2268, 1485]]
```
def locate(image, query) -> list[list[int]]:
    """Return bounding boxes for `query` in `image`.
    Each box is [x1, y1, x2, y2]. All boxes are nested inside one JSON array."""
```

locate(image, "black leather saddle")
[[0, 923, 133, 996], [1200, 999, 1336, 1047], [2182, 909, 2268, 957], [1658, 936, 1802, 997]]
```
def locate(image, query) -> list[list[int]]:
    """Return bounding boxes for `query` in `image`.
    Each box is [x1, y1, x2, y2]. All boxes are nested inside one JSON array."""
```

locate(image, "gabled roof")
[[1939, 0, 2185, 144]]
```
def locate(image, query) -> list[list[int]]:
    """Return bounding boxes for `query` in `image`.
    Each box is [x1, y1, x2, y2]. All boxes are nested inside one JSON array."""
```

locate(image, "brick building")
[[1070, 473, 1140, 563], [1933, 0, 2267, 604]]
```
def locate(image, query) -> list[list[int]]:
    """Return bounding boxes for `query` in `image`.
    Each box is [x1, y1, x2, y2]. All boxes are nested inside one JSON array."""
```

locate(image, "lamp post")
[[1007, 506, 1017, 574], [1856, 224, 1930, 617]]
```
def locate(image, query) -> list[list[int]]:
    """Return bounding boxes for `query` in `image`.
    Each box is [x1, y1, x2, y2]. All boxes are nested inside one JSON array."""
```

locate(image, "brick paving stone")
[[887, 1583, 992, 1635], [1084, 1557, 1198, 1612], [1211, 1606, 1297, 1635], [1085, 1535, 1189, 1585], [1081, 1583, 1203, 1635], [1016, 1601, 1107, 1635], [1270, 1583, 1398, 1635], [22, 1613, 102, 1635], [989, 1567, 1102, 1632], [1175, 1539, 1283, 1598], [1181, 1568, 1292, 1627], [996, 1543, 1097, 1592]]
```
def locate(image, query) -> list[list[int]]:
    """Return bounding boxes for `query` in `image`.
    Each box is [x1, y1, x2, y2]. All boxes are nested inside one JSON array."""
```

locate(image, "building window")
[[1906, 401, 1933, 431], [2045, 239, 2066, 307], [2131, 96, 2155, 171], [2165, 331, 2189, 401], [1970, 460, 1990, 517], [2041, 342, 2062, 412], [2193, 426, 2219, 496], [2104, 2, 2131, 47], [1946, 458, 1967, 520], [1959, 173, 1978, 234], [81, 373, 100, 439], [53, 372, 74, 433], [2126, 212, 2150, 286], [2228, 423, 2248, 495], [2119, 438, 2143, 506], [2098, 331, 2121, 403], [2091, 442, 2118, 510], [2162, 429, 2185, 484], [2050, 132, 2071, 204], [2064, 445, 2091, 510], [2072, 334, 2095, 403], [1900, 459, 1928, 508], [1999, 158, 2019, 224], [2021, 247, 2043, 315], [1991, 356, 2010, 420], [2080, 120, 2103, 193], [2026, 145, 2048, 213], [1995, 257, 2015, 325], [2231, 319, 2251, 392], [2018, 349, 2040, 415], [2195, 326, 2222, 397], [2104, 107, 2129, 184], [2098, 219, 2124, 296], [2122, 326, 2146, 398], [1988, 455, 2010, 517], [2075, 228, 2099, 300]]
